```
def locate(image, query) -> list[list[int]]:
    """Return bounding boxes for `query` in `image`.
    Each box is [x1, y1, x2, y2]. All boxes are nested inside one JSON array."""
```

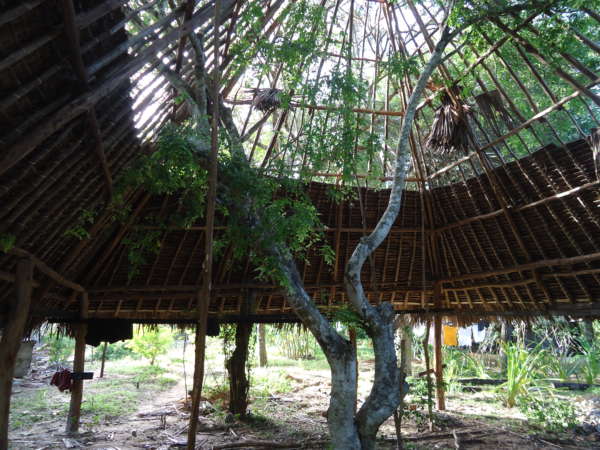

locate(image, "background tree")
[[126, 327, 173, 366]]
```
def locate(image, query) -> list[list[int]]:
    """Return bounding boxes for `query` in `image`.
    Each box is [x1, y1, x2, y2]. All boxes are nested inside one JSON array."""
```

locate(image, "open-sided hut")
[[1, 0, 599, 448]]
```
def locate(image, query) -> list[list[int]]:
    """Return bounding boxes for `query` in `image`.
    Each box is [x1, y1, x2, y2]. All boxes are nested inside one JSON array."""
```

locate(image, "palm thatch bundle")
[[426, 92, 472, 156], [248, 88, 283, 112], [474, 90, 518, 134]]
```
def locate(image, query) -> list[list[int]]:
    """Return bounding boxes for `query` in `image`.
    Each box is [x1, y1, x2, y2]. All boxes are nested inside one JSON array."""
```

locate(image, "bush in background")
[[126, 327, 173, 366]]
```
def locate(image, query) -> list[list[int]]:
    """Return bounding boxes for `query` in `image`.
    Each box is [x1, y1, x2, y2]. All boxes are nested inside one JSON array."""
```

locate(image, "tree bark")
[[394, 317, 412, 376], [500, 320, 514, 374], [226, 322, 252, 416], [258, 323, 267, 367]]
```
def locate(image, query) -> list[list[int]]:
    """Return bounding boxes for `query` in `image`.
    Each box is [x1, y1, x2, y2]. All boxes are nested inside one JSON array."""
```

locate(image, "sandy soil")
[[8, 354, 600, 449]]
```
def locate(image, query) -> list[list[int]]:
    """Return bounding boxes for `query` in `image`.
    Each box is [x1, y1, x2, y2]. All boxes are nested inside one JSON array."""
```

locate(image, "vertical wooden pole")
[[422, 321, 434, 432], [99, 342, 107, 378], [434, 315, 445, 411], [66, 292, 89, 434], [0, 258, 33, 449], [187, 298, 209, 448], [187, 0, 220, 446]]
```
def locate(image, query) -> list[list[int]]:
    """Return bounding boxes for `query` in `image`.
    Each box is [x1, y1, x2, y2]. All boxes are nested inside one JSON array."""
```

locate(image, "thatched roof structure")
[[1, 0, 599, 327]]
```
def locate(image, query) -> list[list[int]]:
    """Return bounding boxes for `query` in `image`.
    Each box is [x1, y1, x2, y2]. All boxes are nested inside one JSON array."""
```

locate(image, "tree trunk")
[[258, 323, 267, 367], [99, 341, 107, 378], [0, 258, 33, 449], [226, 322, 252, 416], [500, 320, 514, 374], [355, 305, 401, 449], [394, 317, 412, 376], [326, 342, 361, 449]]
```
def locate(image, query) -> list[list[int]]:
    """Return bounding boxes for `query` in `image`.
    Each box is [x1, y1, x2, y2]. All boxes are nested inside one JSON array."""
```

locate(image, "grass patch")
[[81, 390, 137, 424], [10, 389, 69, 430], [251, 369, 294, 398]]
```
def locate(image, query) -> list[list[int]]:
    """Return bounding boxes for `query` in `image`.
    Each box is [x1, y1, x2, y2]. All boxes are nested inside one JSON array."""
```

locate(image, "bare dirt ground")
[[8, 349, 600, 449]]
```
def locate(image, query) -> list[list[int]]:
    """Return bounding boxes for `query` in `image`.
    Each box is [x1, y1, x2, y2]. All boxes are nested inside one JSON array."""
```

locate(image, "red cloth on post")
[[50, 369, 72, 392]]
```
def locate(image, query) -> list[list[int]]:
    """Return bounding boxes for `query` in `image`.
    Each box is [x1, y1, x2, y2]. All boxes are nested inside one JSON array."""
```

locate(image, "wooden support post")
[[186, 294, 209, 449], [434, 316, 445, 411], [0, 259, 33, 449], [66, 292, 89, 434], [421, 321, 434, 432], [99, 342, 108, 378]]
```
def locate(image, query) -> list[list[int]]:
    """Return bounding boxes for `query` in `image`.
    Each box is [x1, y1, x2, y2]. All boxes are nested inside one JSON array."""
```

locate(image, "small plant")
[[443, 348, 466, 393], [403, 377, 436, 430], [499, 342, 548, 407], [546, 355, 581, 382], [45, 334, 75, 366], [578, 339, 600, 385], [126, 327, 173, 366], [518, 395, 577, 432]]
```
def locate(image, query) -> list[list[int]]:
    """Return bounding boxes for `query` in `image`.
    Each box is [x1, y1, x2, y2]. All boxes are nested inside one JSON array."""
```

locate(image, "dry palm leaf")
[[426, 93, 472, 156], [247, 88, 283, 112]]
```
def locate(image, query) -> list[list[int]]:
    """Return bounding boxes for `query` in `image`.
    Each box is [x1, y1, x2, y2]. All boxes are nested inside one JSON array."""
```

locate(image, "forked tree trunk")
[[157, 15, 459, 448], [226, 322, 252, 416]]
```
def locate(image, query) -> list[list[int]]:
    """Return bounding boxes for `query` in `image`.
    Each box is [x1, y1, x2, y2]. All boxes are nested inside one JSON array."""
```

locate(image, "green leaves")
[[63, 209, 97, 241], [122, 124, 208, 198], [0, 233, 16, 252]]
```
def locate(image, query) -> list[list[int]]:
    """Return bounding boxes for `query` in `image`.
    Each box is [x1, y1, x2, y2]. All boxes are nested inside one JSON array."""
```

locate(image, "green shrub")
[[578, 339, 600, 385], [499, 342, 548, 407], [103, 341, 135, 360], [518, 395, 577, 432], [126, 327, 173, 366], [45, 335, 74, 366], [546, 355, 581, 381]]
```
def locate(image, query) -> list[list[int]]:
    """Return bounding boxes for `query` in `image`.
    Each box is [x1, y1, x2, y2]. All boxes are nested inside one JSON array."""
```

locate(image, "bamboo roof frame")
[[0, 0, 598, 326]]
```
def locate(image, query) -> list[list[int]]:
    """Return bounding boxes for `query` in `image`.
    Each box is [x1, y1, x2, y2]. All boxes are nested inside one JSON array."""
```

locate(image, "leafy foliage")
[[577, 339, 600, 385], [518, 395, 578, 432], [126, 327, 173, 366], [499, 342, 548, 407], [64, 209, 96, 240], [44, 334, 74, 366]]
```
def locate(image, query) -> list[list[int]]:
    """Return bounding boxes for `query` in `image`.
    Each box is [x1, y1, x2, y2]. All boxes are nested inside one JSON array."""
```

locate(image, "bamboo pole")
[[66, 292, 89, 434], [433, 315, 445, 410], [187, 2, 221, 448], [0, 258, 33, 449], [422, 321, 434, 432]]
